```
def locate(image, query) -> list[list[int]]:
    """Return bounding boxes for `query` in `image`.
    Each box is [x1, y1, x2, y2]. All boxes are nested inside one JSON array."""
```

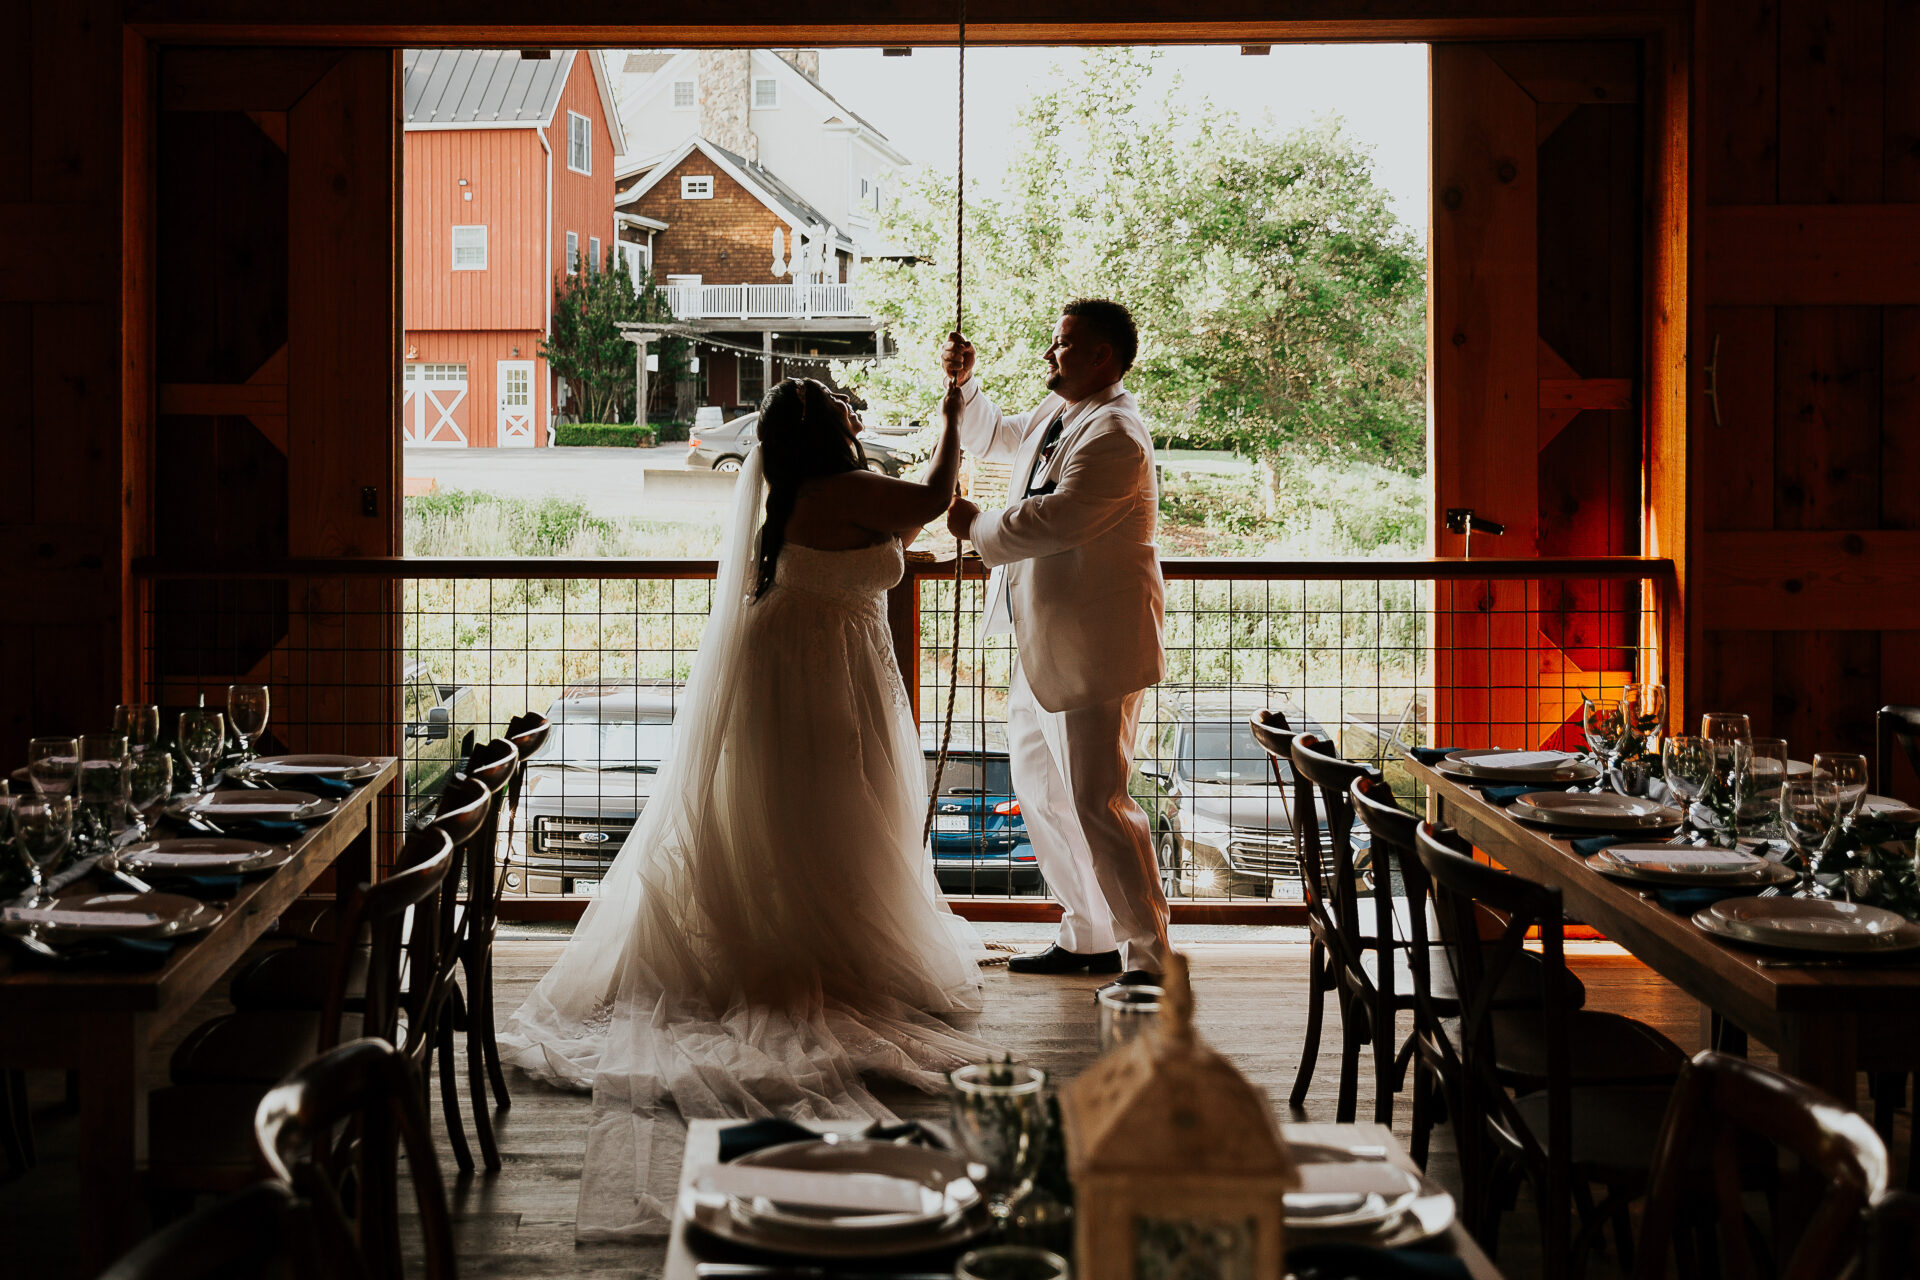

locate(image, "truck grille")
[[1226, 829, 1303, 880], [534, 815, 634, 861]]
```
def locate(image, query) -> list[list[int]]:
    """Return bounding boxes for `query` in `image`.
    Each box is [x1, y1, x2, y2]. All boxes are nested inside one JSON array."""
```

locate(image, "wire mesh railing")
[[133, 555, 1671, 920]]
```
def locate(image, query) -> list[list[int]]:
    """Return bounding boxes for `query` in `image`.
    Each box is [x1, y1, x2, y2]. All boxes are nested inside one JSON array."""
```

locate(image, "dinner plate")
[[118, 837, 291, 874], [1701, 897, 1920, 954], [1283, 1143, 1423, 1230], [169, 789, 340, 822], [1441, 749, 1600, 785], [234, 753, 380, 780], [1863, 795, 1920, 821], [0, 891, 222, 939], [682, 1172, 988, 1257], [1590, 845, 1795, 888], [712, 1139, 981, 1238], [1509, 791, 1682, 832]]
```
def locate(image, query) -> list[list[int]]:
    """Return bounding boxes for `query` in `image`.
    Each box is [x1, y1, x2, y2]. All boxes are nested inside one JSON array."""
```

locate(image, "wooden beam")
[[1483, 39, 1640, 104], [1695, 530, 1920, 629], [1696, 205, 1920, 305], [157, 382, 289, 416]]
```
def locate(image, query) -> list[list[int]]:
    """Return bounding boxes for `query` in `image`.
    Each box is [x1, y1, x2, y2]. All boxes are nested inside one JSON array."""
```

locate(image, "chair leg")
[[438, 998, 474, 1173], [1371, 992, 1396, 1126], [462, 956, 502, 1172], [1, 1069, 33, 1176], [1334, 988, 1361, 1125], [1408, 1057, 1431, 1170], [1289, 939, 1326, 1110], [478, 949, 512, 1111]]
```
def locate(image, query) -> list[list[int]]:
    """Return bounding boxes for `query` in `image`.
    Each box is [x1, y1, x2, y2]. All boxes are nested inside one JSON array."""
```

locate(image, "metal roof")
[[403, 49, 574, 126]]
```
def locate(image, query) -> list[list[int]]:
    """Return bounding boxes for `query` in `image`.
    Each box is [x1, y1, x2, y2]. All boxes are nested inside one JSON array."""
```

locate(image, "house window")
[[451, 225, 487, 270], [681, 175, 714, 200], [672, 79, 695, 110], [589, 236, 601, 272], [860, 177, 870, 201], [567, 111, 591, 174], [738, 354, 766, 406], [754, 77, 779, 109], [566, 230, 579, 274]]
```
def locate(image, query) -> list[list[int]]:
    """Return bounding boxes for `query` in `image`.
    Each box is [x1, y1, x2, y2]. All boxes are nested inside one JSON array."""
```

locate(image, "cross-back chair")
[[1877, 705, 1920, 802], [450, 737, 519, 1171], [501, 710, 552, 856], [1635, 1051, 1885, 1280], [97, 1181, 318, 1280]]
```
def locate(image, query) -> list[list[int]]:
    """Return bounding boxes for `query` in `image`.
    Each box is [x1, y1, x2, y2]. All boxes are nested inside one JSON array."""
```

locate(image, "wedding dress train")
[[498, 452, 993, 1238]]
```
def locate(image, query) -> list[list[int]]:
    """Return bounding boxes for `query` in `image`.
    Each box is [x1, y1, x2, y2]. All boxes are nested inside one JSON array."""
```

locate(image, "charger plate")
[[1509, 792, 1682, 832], [119, 837, 290, 874], [1590, 845, 1795, 888], [714, 1139, 981, 1239], [1440, 749, 1600, 785], [1283, 1143, 1423, 1230], [169, 789, 339, 822], [234, 754, 380, 780], [0, 891, 221, 939], [1696, 898, 1920, 954]]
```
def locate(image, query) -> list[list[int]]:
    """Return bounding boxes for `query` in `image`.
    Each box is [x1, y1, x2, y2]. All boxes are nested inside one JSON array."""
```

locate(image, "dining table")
[[1404, 751, 1920, 1110], [0, 757, 397, 1272], [665, 1117, 1504, 1280]]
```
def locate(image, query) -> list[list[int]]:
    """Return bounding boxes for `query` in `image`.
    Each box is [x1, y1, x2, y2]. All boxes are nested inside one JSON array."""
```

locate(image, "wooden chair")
[[1247, 711, 1349, 1114], [1868, 1189, 1920, 1280], [448, 737, 519, 1171], [501, 710, 552, 858], [256, 1037, 458, 1280], [95, 1181, 321, 1280], [147, 826, 457, 1193], [1876, 705, 1920, 802], [1414, 821, 1687, 1275], [1634, 1051, 1885, 1280]]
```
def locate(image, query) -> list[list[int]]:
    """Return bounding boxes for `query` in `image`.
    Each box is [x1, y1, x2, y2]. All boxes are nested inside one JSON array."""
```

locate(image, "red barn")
[[402, 49, 627, 447]]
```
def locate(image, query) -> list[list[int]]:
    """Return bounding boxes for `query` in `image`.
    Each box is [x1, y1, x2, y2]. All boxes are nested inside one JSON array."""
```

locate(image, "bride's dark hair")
[[753, 378, 868, 599]]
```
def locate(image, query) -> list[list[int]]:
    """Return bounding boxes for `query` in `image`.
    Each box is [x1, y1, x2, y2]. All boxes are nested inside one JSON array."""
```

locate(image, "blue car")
[[924, 745, 1041, 894]]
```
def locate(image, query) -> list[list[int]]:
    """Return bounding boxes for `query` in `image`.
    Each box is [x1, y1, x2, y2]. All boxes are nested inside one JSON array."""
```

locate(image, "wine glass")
[[1705, 739, 1752, 847], [1742, 738, 1790, 838], [177, 709, 225, 793], [956, 1247, 1072, 1280], [226, 684, 270, 763], [949, 1061, 1048, 1225], [1701, 711, 1753, 747], [27, 736, 79, 798], [112, 704, 161, 754], [1662, 735, 1714, 843], [14, 794, 73, 910], [1813, 752, 1871, 820], [77, 732, 130, 852], [1096, 984, 1164, 1054], [1622, 682, 1667, 749], [1582, 697, 1626, 765], [1781, 778, 1841, 897], [126, 749, 173, 841]]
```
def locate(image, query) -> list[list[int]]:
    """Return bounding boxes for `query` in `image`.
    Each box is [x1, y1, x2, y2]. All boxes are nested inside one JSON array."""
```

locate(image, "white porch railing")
[[660, 282, 867, 321]]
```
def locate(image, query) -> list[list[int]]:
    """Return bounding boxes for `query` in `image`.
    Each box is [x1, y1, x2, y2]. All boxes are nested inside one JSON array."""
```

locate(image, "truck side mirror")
[[426, 705, 452, 741]]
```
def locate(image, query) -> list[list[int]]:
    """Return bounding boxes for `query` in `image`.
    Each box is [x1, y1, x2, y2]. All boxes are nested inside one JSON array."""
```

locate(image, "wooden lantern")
[[1061, 952, 1299, 1280]]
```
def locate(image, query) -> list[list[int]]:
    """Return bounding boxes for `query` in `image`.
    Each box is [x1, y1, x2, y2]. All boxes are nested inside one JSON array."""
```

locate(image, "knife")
[[694, 1267, 952, 1280]]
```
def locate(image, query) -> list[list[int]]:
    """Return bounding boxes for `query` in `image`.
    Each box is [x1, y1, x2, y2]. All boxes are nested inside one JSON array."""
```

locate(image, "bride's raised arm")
[[825, 382, 964, 537]]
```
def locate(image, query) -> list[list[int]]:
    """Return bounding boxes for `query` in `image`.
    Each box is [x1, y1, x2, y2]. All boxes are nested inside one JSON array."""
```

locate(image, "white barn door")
[[402, 363, 469, 447], [497, 360, 536, 447]]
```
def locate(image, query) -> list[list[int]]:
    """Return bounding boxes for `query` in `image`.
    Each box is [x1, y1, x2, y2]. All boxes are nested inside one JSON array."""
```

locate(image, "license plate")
[[934, 814, 971, 833]]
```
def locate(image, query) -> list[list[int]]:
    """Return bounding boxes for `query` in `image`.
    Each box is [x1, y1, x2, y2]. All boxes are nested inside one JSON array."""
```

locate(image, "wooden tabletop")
[[667, 1117, 1502, 1280]]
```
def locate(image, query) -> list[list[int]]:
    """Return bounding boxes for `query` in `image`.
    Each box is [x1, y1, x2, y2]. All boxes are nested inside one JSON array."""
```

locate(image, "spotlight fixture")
[[1240, 45, 1272, 55], [882, 48, 913, 57]]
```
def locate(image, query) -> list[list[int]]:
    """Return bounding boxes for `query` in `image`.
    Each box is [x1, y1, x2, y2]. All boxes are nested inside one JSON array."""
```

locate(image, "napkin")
[[1485, 784, 1575, 806], [717, 1118, 821, 1162], [2, 906, 164, 929], [1286, 1161, 1419, 1216], [1462, 750, 1575, 774], [189, 799, 321, 818], [1652, 885, 1764, 912], [1607, 846, 1759, 869], [1571, 834, 1627, 857], [147, 872, 244, 898], [1288, 1243, 1471, 1280], [4, 932, 178, 971], [271, 773, 353, 797], [1406, 747, 1456, 766], [698, 1164, 931, 1214]]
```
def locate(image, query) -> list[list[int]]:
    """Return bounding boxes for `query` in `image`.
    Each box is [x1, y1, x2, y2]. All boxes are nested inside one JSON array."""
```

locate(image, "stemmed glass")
[[1622, 682, 1667, 748], [1812, 752, 1871, 821], [1662, 735, 1714, 843], [956, 1247, 1072, 1280], [226, 684, 270, 763], [76, 732, 130, 853], [1781, 778, 1841, 897], [177, 708, 226, 793], [1096, 984, 1164, 1055], [1742, 738, 1790, 838], [112, 704, 161, 754], [949, 1061, 1049, 1226], [1582, 697, 1625, 764], [27, 736, 79, 798], [1701, 712, 1752, 748], [126, 750, 173, 841], [14, 794, 73, 910]]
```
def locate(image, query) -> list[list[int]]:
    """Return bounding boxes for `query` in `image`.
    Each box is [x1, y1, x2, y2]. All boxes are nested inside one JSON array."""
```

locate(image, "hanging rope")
[[923, 5, 970, 851]]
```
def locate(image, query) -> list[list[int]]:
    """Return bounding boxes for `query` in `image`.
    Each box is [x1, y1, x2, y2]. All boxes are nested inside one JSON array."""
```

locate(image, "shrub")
[[554, 422, 657, 448], [651, 418, 691, 443]]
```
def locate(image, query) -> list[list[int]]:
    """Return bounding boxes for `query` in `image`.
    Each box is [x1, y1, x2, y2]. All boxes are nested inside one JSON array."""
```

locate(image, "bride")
[[500, 377, 996, 1238]]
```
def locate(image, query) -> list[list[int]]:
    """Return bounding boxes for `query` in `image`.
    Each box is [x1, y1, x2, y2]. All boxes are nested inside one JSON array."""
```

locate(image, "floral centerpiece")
[[1815, 807, 1920, 920]]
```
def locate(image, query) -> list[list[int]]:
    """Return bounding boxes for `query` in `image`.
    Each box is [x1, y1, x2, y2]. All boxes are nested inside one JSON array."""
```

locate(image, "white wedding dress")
[[499, 451, 993, 1239]]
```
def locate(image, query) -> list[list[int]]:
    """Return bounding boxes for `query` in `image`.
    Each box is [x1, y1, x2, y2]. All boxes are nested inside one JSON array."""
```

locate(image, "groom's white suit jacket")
[[955, 378, 1166, 713]]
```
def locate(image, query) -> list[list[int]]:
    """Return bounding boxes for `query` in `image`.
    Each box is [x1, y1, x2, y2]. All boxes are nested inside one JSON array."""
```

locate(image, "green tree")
[[850, 49, 1426, 480], [544, 248, 685, 424]]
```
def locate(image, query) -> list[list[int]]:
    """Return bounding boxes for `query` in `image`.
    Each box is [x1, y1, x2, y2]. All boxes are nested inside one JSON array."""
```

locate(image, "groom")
[[941, 300, 1170, 989]]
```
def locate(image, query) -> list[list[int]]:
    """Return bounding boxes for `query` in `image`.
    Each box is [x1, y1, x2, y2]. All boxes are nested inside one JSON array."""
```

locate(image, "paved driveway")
[[405, 445, 724, 520]]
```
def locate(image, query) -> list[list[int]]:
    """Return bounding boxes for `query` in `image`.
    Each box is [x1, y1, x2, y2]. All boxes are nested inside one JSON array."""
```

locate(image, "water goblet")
[[14, 794, 73, 910], [1622, 682, 1667, 747], [112, 704, 162, 753], [1812, 752, 1871, 820], [1582, 697, 1625, 765], [77, 732, 130, 853], [1701, 711, 1752, 747], [1662, 735, 1714, 843], [126, 750, 173, 841], [949, 1060, 1048, 1226], [1096, 984, 1164, 1055], [27, 736, 79, 798], [1781, 778, 1841, 897], [956, 1246, 1072, 1280], [1704, 739, 1752, 847], [1741, 738, 1790, 838], [226, 684, 270, 763], [177, 709, 225, 793]]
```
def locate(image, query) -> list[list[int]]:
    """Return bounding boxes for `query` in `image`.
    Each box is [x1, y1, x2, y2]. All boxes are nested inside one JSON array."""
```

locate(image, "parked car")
[[685, 411, 910, 476], [507, 681, 681, 896], [1135, 689, 1363, 899], [402, 660, 477, 829], [925, 738, 1040, 894]]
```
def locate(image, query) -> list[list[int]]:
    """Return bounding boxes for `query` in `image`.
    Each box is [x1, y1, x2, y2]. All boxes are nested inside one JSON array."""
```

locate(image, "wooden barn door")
[[1430, 42, 1646, 749], [1686, 1, 1920, 793], [149, 49, 400, 783]]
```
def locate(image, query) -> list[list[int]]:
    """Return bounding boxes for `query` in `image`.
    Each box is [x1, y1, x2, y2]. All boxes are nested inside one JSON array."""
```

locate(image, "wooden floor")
[[3, 935, 1890, 1279]]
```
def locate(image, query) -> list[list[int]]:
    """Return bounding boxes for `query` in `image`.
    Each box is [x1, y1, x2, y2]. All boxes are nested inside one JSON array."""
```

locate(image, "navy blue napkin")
[[1651, 885, 1764, 913], [216, 817, 316, 840], [1407, 747, 1455, 766], [1289, 1242, 1472, 1280], [281, 773, 354, 797], [148, 872, 244, 898], [1572, 834, 1627, 857], [717, 1118, 820, 1162], [1484, 784, 1575, 806], [6, 932, 179, 971]]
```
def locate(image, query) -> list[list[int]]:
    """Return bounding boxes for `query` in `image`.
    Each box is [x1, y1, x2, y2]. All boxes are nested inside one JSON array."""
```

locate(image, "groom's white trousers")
[[1006, 660, 1171, 974]]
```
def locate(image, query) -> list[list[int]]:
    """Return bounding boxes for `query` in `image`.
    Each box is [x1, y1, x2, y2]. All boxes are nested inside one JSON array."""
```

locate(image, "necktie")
[[1024, 415, 1066, 496]]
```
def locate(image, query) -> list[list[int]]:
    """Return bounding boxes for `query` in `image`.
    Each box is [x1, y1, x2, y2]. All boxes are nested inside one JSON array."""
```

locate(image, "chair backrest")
[[1352, 774, 1429, 970], [1290, 734, 1375, 932], [325, 827, 455, 1053], [1637, 1052, 1887, 1280], [96, 1181, 324, 1280], [255, 1038, 456, 1280], [503, 710, 551, 814], [416, 778, 488, 1013], [1876, 705, 1920, 801], [460, 737, 519, 936], [1248, 710, 1317, 892]]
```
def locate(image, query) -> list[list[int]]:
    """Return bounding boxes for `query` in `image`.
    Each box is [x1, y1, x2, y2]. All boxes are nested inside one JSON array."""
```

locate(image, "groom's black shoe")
[[1006, 944, 1123, 975], [1093, 970, 1163, 1001]]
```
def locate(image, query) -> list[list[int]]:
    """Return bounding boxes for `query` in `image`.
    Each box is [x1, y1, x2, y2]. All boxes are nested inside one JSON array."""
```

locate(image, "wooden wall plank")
[[0, 204, 121, 302], [1697, 0, 1777, 204], [1772, 630, 1879, 759], [1696, 629, 1777, 736], [30, 0, 119, 203], [1773, 306, 1880, 532], [1695, 530, 1920, 629], [1695, 205, 1920, 306], [0, 306, 31, 523], [1777, 0, 1883, 203], [1887, 0, 1920, 201], [1481, 39, 1640, 104], [1699, 307, 1773, 531], [1883, 307, 1920, 530], [159, 47, 343, 110]]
